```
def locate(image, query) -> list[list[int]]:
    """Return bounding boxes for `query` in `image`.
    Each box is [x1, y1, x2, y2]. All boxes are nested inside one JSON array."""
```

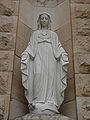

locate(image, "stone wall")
[[0, 0, 33, 120], [56, 24, 77, 119], [9, 0, 33, 119], [0, 0, 19, 119], [70, 0, 90, 119], [1, 0, 89, 120], [55, 1, 76, 119]]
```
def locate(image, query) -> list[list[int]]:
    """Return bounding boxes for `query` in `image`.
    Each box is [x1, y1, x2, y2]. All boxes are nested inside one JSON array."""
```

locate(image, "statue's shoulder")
[[50, 30, 58, 37], [32, 30, 58, 37], [50, 30, 57, 35], [31, 30, 40, 39], [32, 30, 40, 35]]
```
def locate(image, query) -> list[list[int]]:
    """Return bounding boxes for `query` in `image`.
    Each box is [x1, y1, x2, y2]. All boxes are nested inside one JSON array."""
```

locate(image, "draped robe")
[[21, 30, 69, 112]]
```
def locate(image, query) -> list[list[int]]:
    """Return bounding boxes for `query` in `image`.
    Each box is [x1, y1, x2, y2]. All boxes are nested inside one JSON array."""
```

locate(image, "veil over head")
[[37, 12, 52, 30]]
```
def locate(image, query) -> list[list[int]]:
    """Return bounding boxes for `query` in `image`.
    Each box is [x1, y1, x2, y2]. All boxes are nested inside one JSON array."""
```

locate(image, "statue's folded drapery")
[[21, 30, 69, 111]]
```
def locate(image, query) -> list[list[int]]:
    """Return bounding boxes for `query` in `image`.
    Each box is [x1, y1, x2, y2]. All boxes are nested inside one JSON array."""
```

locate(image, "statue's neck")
[[41, 26, 48, 30]]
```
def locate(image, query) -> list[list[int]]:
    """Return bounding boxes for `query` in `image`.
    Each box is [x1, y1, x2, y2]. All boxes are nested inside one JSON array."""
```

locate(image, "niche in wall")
[[9, 0, 77, 119]]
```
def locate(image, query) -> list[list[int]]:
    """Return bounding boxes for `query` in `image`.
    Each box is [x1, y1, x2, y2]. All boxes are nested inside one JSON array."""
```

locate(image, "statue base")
[[14, 113, 73, 120]]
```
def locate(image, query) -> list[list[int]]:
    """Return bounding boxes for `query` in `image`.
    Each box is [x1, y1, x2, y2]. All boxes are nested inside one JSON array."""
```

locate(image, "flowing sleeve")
[[52, 32, 69, 108], [21, 32, 37, 104]]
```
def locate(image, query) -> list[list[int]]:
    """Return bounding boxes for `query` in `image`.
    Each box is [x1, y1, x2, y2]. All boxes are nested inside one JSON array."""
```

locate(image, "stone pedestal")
[[14, 113, 73, 120]]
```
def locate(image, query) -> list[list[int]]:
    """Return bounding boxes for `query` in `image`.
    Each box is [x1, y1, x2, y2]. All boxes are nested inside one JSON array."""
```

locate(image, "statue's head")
[[37, 13, 51, 30]]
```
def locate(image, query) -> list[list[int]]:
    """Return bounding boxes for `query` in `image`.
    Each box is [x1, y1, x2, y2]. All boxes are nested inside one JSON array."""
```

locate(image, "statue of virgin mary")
[[21, 13, 69, 114]]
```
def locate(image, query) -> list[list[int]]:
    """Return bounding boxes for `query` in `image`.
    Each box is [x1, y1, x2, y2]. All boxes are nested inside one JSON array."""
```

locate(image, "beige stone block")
[[67, 61, 74, 79], [55, 22, 71, 43], [11, 74, 27, 104], [17, 20, 32, 41], [75, 74, 90, 97], [55, 0, 70, 30], [72, 4, 90, 19], [0, 51, 14, 71], [12, 55, 26, 104], [64, 77, 75, 103], [16, 20, 33, 57], [74, 53, 90, 73], [16, 36, 26, 57], [0, 95, 10, 120], [73, 35, 90, 53], [60, 100, 77, 120], [72, 18, 90, 35], [71, 3, 90, 53], [19, 0, 34, 29], [71, 3, 90, 32], [63, 39, 74, 79], [0, 15, 17, 32], [0, 0, 19, 16], [55, 25, 66, 44], [71, 0, 90, 4], [13, 55, 21, 78], [0, 32, 16, 50], [0, 72, 12, 95], [9, 99, 29, 120], [76, 97, 90, 120], [64, 22, 72, 41]]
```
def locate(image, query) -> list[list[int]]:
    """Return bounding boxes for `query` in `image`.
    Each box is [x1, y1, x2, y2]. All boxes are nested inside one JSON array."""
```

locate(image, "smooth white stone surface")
[[21, 13, 69, 114]]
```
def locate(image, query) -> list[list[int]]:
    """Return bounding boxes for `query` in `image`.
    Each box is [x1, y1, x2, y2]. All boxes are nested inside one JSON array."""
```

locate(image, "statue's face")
[[40, 14, 49, 29]]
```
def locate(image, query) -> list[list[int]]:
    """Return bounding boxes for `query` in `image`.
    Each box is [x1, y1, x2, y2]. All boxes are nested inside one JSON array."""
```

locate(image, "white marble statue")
[[21, 13, 69, 114]]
